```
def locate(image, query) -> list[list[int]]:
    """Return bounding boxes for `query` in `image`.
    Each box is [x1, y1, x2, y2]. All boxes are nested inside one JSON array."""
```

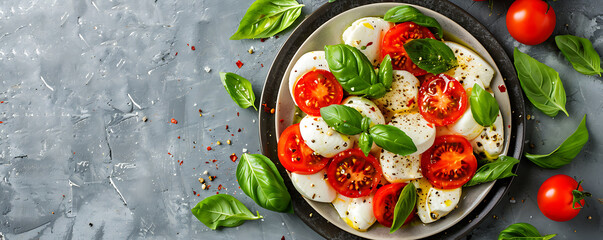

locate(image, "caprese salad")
[[278, 6, 505, 233]]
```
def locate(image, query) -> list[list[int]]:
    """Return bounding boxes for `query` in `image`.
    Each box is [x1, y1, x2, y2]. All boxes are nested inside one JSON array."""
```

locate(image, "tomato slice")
[[421, 135, 477, 189], [293, 69, 343, 116], [373, 183, 416, 228], [327, 149, 382, 198], [381, 22, 436, 76], [278, 124, 330, 174], [418, 74, 467, 126]]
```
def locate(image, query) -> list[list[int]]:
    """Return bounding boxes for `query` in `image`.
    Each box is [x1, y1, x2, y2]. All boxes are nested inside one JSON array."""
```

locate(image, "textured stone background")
[[0, 0, 600, 239]]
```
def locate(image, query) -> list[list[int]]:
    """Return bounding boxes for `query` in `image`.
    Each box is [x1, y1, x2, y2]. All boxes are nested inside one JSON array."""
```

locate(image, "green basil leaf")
[[324, 44, 384, 99], [498, 223, 557, 240], [464, 156, 519, 187], [513, 48, 569, 117], [369, 124, 417, 156], [361, 116, 372, 132], [525, 115, 588, 169], [390, 183, 416, 233], [191, 194, 262, 230], [320, 105, 364, 135], [230, 0, 304, 40], [328, 0, 337, 2], [555, 35, 603, 76], [359, 132, 373, 157], [236, 154, 292, 213], [404, 39, 458, 74], [219, 72, 257, 110], [383, 6, 443, 38], [470, 84, 500, 127], [379, 54, 393, 90]]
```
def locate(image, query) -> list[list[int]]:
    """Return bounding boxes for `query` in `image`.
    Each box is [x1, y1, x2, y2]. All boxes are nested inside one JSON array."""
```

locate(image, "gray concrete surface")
[[0, 0, 600, 239]]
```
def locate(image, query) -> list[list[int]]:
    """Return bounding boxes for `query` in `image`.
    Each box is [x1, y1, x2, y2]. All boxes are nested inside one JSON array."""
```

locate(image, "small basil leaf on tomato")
[[470, 84, 500, 127], [525, 115, 589, 169], [379, 54, 393, 90], [359, 132, 373, 157], [404, 39, 458, 74], [320, 105, 364, 135], [369, 125, 417, 156], [219, 72, 257, 110], [191, 194, 263, 230], [390, 183, 416, 233], [361, 116, 372, 132], [464, 156, 519, 187], [513, 48, 569, 117], [229, 0, 304, 40], [383, 6, 443, 38], [236, 154, 293, 213], [555, 35, 603, 76], [324, 44, 384, 99], [498, 223, 557, 240]]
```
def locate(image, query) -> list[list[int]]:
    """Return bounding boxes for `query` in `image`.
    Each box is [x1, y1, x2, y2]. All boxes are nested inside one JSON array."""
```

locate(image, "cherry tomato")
[[278, 124, 330, 174], [418, 74, 467, 126], [381, 22, 436, 76], [421, 135, 477, 189], [293, 69, 343, 116], [506, 0, 556, 45], [327, 149, 382, 198], [537, 174, 589, 222], [373, 183, 416, 228]]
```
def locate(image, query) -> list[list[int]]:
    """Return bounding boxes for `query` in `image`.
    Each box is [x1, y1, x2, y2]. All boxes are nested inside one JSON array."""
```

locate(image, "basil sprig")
[[219, 72, 257, 110], [230, 0, 304, 40], [236, 154, 293, 213], [390, 183, 417, 233], [383, 5, 443, 38], [513, 48, 569, 117], [379, 54, 393, 90], [370, 125, 417, 156], [525, 115, 589, 169], [555, 35, 603, 76], [464, 156, 519, 187], [320, 105, 364, 135], [404, 39, 458, 74], [324, 44, 387, 99], [191, 194, 262, 230], [470, 84, 500, 127], [320, 105, 417, 156], [498, 223, 556, 240]]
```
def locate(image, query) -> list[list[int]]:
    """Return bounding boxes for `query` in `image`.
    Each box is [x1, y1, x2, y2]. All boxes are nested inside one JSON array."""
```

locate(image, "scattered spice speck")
[[216, 141, 221, 145], [207, 146, 212, 151], [170, 118, 178, 124], [198, 178, 205, 184], [248, 48, 254, 54], [227, 140, 231, 145], [175, 52, 178, 56], [204, 66, 211, 73], [230, 153, 238, 162], [191, 46, 196, 51], [236, 60, 244, 68], [142, 116, 148, 122]]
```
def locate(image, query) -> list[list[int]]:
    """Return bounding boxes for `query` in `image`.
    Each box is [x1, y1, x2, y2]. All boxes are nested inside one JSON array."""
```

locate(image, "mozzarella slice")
[[299, 115, 353, 158], [389, 113, 436, 155], [444, 41, 495, 89], [342, 17, 393, 66], [412, 178, 462, 224], [374, 70, 420, 116], [471, 111, 504, 160], [379, 150, 422, 183], [332, 193, 377, 231], [447, 107, 484, 140], [343, 96, 385, 153], [290, 169, 336, 203], [288, 51, 329, 98]]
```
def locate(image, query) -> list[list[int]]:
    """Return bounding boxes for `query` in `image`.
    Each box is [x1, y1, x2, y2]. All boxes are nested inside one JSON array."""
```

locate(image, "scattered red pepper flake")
[[175, 52, 178, 56], [498, 84, 507, 93], [168, 152, 171, 155], [260, 38, 267, 42], [0, 121, 3, 124], [280, 119, 284, 123], [216, 192, 219, 194], [62, 194, 65, 198], [261, 64, 264, 67], [231, 134, 234, 136], [230, 153, 238, 162], [197, 193, 200, 196], [191, 46, 196, 51], [193, 190, 197, 195], [262, 103, 271, 113], [237, 128, 241, 132], [225, 125, 229, 130], [187, 43, 189, 46], [205, 161, 209, 164], [281, 236, 285, 240], [218, 184, 223, 190], [170, 118, 178, 124], [179, 161, 183, 166], [236, 60, 244, 68], [407, 98, 416, 107], [212, 159, 217, 163], [270, 108, 275, 114], [508, 125, 511, 128], [207, 146, 212, 151], [1, 101, 4, 103], [237, 112, 240, 117], [177, 136, 180, 139]]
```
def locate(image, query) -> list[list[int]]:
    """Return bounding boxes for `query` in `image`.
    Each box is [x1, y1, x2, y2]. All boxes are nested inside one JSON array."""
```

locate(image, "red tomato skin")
[[373, 183, 416, 228], [506, 0, 556, 45], [421, 135, 477, 189], [381, 22, 436, 76], [537, 174, 584, 222], [277, 124, 330, 174], [418, 74, 468, 126], [293, 69, 343, 116], [327, 149, 382, 198]]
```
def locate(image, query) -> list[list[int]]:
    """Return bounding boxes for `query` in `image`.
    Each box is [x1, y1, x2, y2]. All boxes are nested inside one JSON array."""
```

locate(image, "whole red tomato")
[[537, 174, 590, 222], [506, 0, 556, 45]]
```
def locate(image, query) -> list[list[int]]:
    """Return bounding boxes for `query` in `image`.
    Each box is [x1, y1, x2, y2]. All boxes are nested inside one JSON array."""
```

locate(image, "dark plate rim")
[[258, 0, 526, 239]]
